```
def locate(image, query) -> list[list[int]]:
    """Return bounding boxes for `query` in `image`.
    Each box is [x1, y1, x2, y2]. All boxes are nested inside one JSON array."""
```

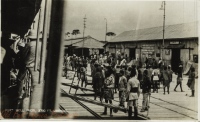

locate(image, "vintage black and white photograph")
[[1, 0, 199, 120]]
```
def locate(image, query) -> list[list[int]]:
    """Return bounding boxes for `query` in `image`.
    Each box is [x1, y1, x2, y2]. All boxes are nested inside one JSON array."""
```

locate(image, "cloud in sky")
[[64, 0, 198, 41]]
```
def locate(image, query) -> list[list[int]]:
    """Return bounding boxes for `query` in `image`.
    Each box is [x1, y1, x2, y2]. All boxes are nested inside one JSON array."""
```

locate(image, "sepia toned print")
[[1, 0, 199, 120]]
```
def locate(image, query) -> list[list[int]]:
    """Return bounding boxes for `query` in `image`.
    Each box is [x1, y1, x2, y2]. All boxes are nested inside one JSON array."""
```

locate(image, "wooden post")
[[189, 47, 191, 60], [39, 0, 50, 83], [34, 9, 41, 71], [42, 0, 65, 113]]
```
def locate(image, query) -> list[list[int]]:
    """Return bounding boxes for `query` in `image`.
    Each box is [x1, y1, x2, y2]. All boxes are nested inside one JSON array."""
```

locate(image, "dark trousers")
[[119, 91, 125, 106], [163, 86, 170, 94], [17, 66, 27, 97], [80, 72, 87, 87], [94, 88, 103, 101], [115, 73, 120, 92], [103, 99, 112, 115], [174, 82, 183, 91], [153, 80, 158, 92]]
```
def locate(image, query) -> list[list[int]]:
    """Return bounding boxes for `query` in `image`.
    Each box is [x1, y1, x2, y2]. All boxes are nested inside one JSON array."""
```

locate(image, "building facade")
[[104, 22, 198, 72]]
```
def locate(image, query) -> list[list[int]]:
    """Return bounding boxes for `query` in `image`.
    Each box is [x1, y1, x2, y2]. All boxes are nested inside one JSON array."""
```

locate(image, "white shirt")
[[127, 76, 140, 100], [152, 69, 160, 81]]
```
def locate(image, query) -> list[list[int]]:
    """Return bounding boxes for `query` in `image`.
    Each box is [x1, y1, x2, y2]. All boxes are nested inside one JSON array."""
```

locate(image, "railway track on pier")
[[60, 88, 148, 120], [60, 70, 197, 120]]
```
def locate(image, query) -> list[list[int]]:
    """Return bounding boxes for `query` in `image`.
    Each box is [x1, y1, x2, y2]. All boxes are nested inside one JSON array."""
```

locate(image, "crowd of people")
[[63, 52, 196, 119]]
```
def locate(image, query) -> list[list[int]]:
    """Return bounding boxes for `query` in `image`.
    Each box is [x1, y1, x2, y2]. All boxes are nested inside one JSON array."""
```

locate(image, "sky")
[[64, 0, 199, 41]]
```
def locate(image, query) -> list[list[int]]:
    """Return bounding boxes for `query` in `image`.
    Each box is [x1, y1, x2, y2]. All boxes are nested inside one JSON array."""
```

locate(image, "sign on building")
[[170, 41, 180, 44], [141, 44, 155, 55], [165, 49, 170, 55]]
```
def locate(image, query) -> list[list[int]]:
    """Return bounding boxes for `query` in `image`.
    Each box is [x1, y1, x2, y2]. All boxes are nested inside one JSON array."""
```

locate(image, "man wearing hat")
[[26, 30, 42, 68], [167, 65, 173, 83], [14, 30, 41, 98], [71, 54, 76, 71]]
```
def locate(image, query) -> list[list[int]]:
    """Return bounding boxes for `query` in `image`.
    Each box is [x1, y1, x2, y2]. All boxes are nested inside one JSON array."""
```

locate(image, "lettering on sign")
[[170, 41, 179, 44], [142, 45, 155, 47], [141, 44, 155, 55]]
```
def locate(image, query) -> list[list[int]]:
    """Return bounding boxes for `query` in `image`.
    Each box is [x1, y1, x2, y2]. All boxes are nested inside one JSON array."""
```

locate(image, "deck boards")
[[59, 70, 198, 120]]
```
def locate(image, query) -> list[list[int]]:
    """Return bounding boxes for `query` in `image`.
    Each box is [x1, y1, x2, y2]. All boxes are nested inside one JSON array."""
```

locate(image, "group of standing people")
[[91, 60, 140, 118], [64, 51, 196, 119], [63, 54, 88, 87]]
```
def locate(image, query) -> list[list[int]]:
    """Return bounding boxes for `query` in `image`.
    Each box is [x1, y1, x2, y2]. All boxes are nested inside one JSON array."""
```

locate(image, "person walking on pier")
[[71, 54, 76, 71], [187, 67, 195, 97], [160, 66, 170, 94], [127, 68, 140, 119], [92, 62, 99, 90], [174, 64, 184, 92], [140, 70, 151, 112], [114, 62, 121, 93], [152, 65, 160, 93], [118, 70, 127, 107], [138, 64, 145, 89], [167, 65, 173, 91], [101, 66, 115, 117], [93, 66, 104, 100]]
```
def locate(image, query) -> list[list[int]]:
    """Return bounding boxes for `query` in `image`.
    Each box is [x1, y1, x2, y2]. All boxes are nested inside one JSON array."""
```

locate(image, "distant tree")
[[106, 32, 116, 40], [72, 29, 80, 38], [66, 32, 70, 39]]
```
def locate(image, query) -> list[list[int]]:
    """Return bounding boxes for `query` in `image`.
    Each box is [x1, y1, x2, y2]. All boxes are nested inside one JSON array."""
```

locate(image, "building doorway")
[[129, 48, 136, 60], [171, 48, 180, 72]]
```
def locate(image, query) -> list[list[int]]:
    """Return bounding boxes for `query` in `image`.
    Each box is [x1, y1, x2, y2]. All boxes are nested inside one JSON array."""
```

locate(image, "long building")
[[104, 22, 198, 71], [64, 35, 105, 57]]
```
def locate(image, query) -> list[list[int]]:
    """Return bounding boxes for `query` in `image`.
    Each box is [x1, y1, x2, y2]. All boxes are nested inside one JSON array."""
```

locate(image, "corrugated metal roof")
[[73, 37, 104, 49], [109, 22, 198, 43], [64, 36, 104, 49], [63, 38, 83, 46]]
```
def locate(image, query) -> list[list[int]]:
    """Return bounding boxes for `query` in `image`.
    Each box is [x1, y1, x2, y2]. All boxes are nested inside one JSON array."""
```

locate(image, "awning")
[[109, 46, 116, 48], [2, 0, 42, 36], [166, 44, 185, 49], [125, 45, 137, 48], [116, 45, 122, 49], [108, 43, 116, 48], [74, 46, 89, 49]]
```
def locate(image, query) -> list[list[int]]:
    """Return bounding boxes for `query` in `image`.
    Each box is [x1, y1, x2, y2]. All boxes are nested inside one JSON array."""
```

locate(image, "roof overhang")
[[125, 45, 137, 48], [165, 44, 185, 49], [2, 0, 42, 36]]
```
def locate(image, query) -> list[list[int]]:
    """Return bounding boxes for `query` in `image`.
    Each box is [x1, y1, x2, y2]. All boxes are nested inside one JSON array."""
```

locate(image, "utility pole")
[[163, 1, 166, 60], [104, 18, 107, 42], [82, 15, 86, 56], [160, 1, 166, 60]]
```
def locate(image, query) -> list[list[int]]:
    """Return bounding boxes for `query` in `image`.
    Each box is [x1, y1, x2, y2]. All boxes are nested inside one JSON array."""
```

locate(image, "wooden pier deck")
[[59, 70, 198, 120]]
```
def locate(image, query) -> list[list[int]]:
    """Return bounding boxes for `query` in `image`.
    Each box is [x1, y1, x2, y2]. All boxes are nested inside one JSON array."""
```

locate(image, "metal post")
[[34, 9, 41, 71], [189, 47, 191, 60], [82, 15, 86, 56], [71, 37, 73, 55], [39, 0, 50, 83], [104, 18, 107, 42], [140, 47, 142, 61], [162, 1, 166, 60], [42, 0, 65, 112]]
